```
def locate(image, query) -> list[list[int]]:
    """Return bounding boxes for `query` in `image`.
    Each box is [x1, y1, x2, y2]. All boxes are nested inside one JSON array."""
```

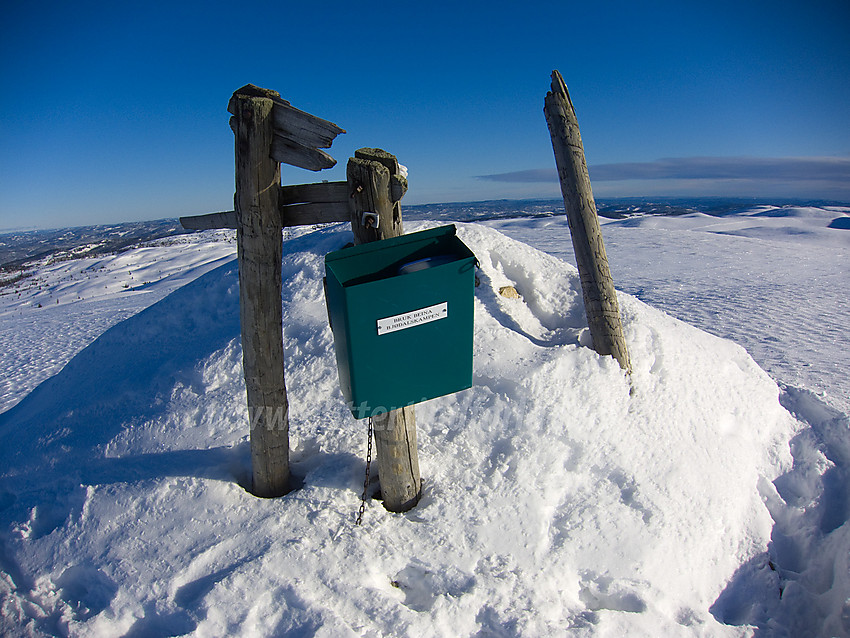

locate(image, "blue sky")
[[2, 0, 849, 229]]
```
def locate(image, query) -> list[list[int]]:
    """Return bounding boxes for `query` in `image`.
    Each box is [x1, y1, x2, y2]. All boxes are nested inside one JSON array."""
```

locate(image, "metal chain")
[[356, 416, 373, 526]]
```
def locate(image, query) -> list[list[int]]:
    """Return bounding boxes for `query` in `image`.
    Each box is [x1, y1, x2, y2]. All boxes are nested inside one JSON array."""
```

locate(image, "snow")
[[485, 205, 850, 417], [0, 231, 237, 413], [0, 207, 848, 636]]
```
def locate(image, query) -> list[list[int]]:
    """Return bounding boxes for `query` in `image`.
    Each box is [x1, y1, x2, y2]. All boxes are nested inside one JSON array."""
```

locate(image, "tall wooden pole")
[[347, 148, 421, 513], [544, 70, 631, 372], [230, 89, 290, 497]]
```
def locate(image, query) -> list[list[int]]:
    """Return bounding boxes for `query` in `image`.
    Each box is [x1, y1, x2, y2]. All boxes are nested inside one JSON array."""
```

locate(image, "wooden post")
[[182, 85, 344, 498], [544, 70, 631, 372], [347, 147, 420, 513], [230, 88, 290, 497]]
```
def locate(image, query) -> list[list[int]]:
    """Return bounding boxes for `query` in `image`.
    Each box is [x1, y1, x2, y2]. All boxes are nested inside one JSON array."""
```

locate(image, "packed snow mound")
[[0, 223, 799, 636]]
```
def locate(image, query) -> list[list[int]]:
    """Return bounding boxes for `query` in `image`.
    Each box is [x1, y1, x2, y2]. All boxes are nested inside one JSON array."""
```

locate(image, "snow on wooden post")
[[347, 147, 421, 513], [544, 70, 631, 373]]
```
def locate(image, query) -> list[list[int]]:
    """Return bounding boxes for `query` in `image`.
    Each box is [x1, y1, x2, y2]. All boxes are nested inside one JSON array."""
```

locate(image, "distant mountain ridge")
[[0, 219, 189, 269], [3, 197, 847, 269]]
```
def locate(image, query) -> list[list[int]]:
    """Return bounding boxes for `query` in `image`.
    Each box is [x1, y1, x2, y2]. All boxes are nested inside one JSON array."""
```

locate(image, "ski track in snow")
[[0, 208, 847, 637]]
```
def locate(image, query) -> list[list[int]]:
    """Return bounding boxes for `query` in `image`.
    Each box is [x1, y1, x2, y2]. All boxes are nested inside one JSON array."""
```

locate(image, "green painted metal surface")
[[324, 225, 476, 419]]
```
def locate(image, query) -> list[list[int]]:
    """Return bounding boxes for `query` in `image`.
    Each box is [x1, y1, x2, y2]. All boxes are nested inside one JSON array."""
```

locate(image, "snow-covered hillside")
[[0, 231, 236, 414], [487, 204, 850, 417], [0, 208, 848, 636]]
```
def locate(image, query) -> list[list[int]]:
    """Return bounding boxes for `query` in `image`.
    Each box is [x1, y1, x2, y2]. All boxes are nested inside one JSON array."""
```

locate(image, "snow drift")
[[0, 223, 804, 636]]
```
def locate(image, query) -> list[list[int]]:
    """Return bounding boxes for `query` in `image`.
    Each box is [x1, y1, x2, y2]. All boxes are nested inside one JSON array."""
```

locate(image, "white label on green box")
[[377, 302, 448, 335]]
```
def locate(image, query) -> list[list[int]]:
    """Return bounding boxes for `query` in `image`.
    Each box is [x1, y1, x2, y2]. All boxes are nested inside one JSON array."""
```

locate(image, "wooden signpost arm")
[[180, 182, 351, 231]]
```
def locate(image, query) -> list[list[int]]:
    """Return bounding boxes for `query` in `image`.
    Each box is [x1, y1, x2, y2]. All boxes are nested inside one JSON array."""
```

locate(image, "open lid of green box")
[[325, 225, 475, 287]]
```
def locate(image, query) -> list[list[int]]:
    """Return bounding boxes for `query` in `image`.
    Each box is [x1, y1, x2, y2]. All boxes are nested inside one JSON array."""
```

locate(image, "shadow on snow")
[[711, 386, 850, 636], [0, 257, 243, 501]]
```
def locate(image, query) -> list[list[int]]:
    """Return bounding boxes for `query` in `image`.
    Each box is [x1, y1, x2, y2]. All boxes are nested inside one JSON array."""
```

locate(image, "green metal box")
[[324, 225, 476, 419]]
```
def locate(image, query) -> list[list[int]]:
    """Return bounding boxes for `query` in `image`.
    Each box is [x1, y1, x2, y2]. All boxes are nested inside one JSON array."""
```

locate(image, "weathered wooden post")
[[229, 87, 290, 497], [544, 70, 631, 372], [347, 147, 421, 513], [181, 85, 345, 498]]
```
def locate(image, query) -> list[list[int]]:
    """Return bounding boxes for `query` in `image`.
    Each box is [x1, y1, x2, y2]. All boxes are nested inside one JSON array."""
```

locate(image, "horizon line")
[[6, 193, 850, 235]]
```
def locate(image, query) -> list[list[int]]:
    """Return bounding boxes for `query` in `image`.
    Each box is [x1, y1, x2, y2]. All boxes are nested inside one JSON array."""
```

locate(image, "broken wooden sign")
[[181, 84, 347, 232]]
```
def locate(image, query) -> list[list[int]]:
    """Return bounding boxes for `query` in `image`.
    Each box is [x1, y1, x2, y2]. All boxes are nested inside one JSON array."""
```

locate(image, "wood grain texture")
[[279, 181, 348, 206], [372, 408, 421, 512], [271, 134, 337, 171], [181, 182, 350, 231], [544, 70, 631, 372], [273, 101, 345, 150], [229, 84, 344, 170], [279, 179, 350, 226], [232, 91, 291, 497], [347, 149, 405, 244], [346, 148, 420, 512], [179, 211, 238, 230]]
